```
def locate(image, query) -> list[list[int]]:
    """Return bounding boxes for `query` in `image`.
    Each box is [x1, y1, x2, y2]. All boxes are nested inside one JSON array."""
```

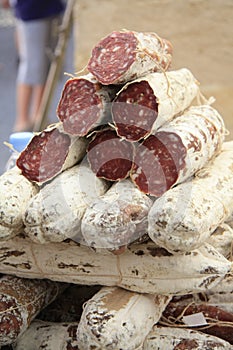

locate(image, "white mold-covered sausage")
[[204, 263, 233, 314], [142, 326, 233, 349], [207, 223, 233, 258], [77, 286, 171, 350], [56, 73, 119, 136], [87, 30, 173, 85], [0, 167, 38, 241], [112, 68, 199, 142], [131, 105, 225, 196], [16, 123, 88, 184], [0, 275, 66, 346], [24, 163, 109, 243], [148, 141, 233, 253], [13, 320, 79, 350], [81, 179, 153, 250], [0, 237, 230, 295]]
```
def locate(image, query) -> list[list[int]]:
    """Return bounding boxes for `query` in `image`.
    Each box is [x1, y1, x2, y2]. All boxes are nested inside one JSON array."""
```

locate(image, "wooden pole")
[[33, 0, 75, 132]]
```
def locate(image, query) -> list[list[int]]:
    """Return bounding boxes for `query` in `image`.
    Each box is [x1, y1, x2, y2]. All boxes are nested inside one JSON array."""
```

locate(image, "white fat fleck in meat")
[[142, 120, 149, 126], [126, 98, 135, 103], [112, 45, 121, 52], [121, 61, 131, 69], [22, 162, 31, 171]]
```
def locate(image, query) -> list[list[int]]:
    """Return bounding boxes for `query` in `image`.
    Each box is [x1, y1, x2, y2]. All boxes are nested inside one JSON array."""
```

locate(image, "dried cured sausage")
[[16, 123, 87, 184], [148, 141, 233, 253], [162, 301, 233, 344], [0, 167, 38, 241], [0, 275, 66, 346], [24, 164, 109, 243], [57, 73, 118, 136], [87, 128, 134, 181], [131, 105, 225, 196], [142, 326, 232, 349], [112, 68, 199, 141], [0, 237, 230, 296], [81, 179, 153, 250], [77, 286, 171, 350], [87, 30, 173, 85]]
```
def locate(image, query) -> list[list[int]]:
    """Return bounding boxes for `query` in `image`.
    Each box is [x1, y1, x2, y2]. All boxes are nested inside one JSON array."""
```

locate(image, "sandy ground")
[[72, 0, 233, 138]]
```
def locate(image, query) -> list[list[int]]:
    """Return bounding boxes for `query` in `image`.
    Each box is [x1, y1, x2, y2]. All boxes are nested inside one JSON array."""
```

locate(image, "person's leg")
[[14, 83, 33, 131], [14, 18, 51, 131], [13, 19, 33, 131], [30, 16, 61, 126]]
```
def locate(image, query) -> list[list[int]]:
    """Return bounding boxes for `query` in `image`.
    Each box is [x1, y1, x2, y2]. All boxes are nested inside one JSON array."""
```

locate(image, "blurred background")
[[0, 0, 74, 174], [0, 0, 233, 174]]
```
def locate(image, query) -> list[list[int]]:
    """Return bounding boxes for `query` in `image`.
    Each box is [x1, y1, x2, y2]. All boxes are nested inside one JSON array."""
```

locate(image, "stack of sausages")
[[0, 30, 233, 349]]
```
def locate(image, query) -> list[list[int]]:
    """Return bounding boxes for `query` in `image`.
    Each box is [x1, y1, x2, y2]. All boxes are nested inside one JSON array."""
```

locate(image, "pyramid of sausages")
[[1, 30, 233, 349]]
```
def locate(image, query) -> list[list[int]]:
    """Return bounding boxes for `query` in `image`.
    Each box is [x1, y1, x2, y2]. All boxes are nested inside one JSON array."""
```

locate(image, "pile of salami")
[[0, 30, 233, 349]]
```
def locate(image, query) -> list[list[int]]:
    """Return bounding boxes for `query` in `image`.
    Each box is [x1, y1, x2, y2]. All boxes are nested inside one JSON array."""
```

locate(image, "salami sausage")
[[0, 275, 66, 346], [0, 167, 38, 241], [0, 237, 230, 296], [13, 320, 79, 350], [148, 141, 233, 253], [131, 105, 225, 196], [77, 286, 171, 350], [87, 30, 173, 85], [16, 123, 87, 184], [81, 179, 153, 251], [23, 164, 109, 244], [207, 223, 233, 259], [162, 301, 233, 345], [87, 128, 134, 181], [56, 73, 118, 136], [112, 68, 199, 141], [142, 326, 232, 349], [205, 265, 233, 314]]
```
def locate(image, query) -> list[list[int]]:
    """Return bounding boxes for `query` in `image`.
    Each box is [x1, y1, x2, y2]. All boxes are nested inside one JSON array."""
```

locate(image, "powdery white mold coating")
[[0, 167, 38, 241], [0, 275, 66, 346], [56, 73, 118, 136], [16, 123, 88, 184], [207, 223, 233, 258], [142, 326, 233, 349], [13, 320, 79, 350], [23, 164, 109, 244], [81, 179, 153, 250], [0, 237, 230, 295], [87, 30, 173, 85], [131, 105, 226, 196], [112, 68, 199, 142], [204, 263, 233, 314], [77, 286, 171, 350], [148, 141, 233, 254]]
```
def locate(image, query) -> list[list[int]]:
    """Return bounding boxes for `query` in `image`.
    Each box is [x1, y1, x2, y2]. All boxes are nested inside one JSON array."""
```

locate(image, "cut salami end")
[[131, 105, 225, 197], [88, 31, 137, 85], [131, 132, 186, 196], [112, 68, 199, 142], [87, 128, 134, 181], [57, 77, 102, 135], [87, 30, 173, 85], [16, 124, 87, 184], [112, 80, 158, 141], [56, 74, 117, 136], [16, 128, 71, 183]]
